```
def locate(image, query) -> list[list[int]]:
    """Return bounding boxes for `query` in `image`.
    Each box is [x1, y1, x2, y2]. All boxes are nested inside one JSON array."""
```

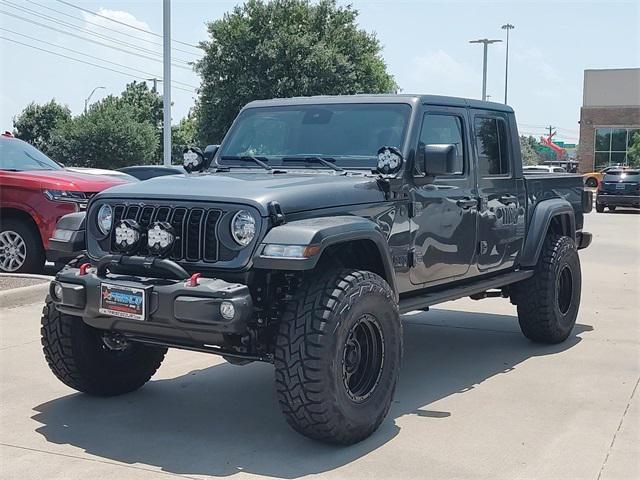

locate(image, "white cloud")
[[402, 50, 481, 98], [513, 47, 564, 83], [82, 9, 152, 34]]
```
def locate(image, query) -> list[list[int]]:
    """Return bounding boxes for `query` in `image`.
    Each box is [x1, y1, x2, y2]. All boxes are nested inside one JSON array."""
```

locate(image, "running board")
[[399, 270, 533, 314]]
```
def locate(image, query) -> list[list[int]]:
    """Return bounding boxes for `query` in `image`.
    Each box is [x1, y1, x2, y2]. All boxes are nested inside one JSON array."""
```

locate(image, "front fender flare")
[[253, 216, 397, 295], [519, 198, 575, 268]]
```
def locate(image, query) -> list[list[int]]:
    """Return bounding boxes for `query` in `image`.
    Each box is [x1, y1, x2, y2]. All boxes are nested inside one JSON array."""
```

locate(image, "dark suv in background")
[[595, 169, 640, 212]]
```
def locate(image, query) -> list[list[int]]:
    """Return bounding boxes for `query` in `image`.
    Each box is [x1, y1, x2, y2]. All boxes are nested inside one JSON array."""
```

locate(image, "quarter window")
[[417, 113, 465, 175], [474, 117, 510, 176]]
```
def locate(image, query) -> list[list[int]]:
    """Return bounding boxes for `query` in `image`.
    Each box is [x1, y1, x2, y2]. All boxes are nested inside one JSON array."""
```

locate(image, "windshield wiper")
[[282, 156, 344, 172], [219, 155, 272, 171]]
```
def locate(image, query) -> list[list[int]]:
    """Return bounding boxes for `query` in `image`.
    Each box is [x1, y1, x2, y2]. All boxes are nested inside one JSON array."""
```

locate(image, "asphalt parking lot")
[[1, 209, 638, 480]]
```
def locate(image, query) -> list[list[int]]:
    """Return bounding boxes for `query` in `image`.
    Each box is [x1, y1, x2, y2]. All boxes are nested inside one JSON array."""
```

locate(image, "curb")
[[0, 280, 51, 310]]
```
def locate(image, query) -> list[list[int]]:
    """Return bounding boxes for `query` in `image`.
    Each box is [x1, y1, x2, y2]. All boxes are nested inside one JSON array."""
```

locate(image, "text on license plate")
[[99, 283, 146, 321], [616, 183, 625, 189]]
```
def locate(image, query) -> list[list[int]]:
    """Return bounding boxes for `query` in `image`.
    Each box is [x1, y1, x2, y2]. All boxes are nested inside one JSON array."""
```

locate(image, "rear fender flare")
[[520, 198, 575, 267]]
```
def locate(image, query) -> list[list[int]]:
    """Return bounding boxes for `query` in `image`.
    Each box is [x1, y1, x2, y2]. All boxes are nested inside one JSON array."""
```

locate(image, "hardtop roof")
[[244, 94, 514, 113]]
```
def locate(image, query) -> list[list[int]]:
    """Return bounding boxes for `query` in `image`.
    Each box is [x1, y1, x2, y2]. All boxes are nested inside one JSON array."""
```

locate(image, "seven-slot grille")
[[111, 204, 223, 262]]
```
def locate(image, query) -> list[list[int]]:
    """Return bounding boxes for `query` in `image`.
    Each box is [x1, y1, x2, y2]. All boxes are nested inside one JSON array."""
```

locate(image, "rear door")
[[409, 106, 478, 286], [470, 111, 525, 272]]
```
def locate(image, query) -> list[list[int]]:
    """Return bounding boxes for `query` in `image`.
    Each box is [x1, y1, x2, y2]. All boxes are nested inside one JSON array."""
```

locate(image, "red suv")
[[0, 134, 128, 273]]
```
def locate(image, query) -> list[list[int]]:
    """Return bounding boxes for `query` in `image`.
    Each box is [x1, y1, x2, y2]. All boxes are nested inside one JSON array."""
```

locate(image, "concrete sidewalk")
[[0, 211, 638, 479]]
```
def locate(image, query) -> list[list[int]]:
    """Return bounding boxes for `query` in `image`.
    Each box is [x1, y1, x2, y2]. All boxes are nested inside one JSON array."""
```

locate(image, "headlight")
[[231, 210, 256, 246], [97, 204, 113, 235], [43, 189, 88, 207]]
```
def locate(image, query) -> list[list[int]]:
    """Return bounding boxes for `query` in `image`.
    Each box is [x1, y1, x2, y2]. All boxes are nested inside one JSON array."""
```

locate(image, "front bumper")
[[51, 256, 254, 346], [596, 194, 640, 208]]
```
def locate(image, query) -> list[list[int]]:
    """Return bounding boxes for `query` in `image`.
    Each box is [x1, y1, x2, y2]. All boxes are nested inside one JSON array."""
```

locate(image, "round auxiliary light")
[[231, 210, 256, 246], [51, 282, 63, 302], [113, 219, 141, 254], [376, 146, 404, 175], [147, 222, 175, 257], [220, 301, 235, 320], [97, 204, 113, 235]]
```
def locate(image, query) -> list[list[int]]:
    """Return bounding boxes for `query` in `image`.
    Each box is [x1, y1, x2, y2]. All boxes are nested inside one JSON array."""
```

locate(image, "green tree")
[[13, 100, 71, 155], [520, 135, 542, 165], [195, 0, 397, 143], [50, 101, 158, 169], [627, 131, 640, 167], [171, 113, 198, 163]]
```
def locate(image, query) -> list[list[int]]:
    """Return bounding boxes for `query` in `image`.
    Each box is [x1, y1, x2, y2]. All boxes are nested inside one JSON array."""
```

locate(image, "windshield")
[[218, 103, 412, 169], [0, 138, 62, 171]]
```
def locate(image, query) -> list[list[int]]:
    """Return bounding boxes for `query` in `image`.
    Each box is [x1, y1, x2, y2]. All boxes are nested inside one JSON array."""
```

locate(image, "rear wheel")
[[41, 296, 167, 396], [514, 234, 581, 343], [608, 205, 617, 212], [0, 219, 44, 273], [585, 177, 598, 188], [275, 269, 401, 444]]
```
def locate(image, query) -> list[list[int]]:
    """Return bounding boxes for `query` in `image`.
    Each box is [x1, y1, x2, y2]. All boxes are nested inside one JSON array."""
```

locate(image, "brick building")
[[577, 68, 640, 173]]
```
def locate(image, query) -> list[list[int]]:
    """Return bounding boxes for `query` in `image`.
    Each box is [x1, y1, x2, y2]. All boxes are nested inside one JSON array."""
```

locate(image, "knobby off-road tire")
[[514, 234, 581, 343], [275, 269, 402, 445], [41, 296, 167, 396]]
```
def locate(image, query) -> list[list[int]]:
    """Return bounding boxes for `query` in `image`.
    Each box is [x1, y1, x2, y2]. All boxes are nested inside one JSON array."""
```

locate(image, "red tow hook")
[[78, 263, 91, 276], [186, 273, 201, 287]]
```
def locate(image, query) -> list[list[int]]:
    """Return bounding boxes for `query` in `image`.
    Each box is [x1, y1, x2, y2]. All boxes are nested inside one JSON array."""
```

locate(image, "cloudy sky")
[[1, 0, 638, 144]]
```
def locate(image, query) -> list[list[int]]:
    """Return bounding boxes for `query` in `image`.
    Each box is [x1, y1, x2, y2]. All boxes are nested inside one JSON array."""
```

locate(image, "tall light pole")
[[501, 23, 515, 104], [162, 0, 171, 166], [469, 38, 502, 101], [84, 86, 105, 114]]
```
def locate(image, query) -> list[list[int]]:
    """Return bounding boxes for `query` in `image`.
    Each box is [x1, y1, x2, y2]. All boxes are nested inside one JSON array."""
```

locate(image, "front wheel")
[[585, 177, 598, 188], [595, 203, 605, 213], [0, 219, 44, 273], [513, 235, 581, 343], [608, 205, 617, 212], [41, 296, 167, 396], [274, 269, 402, 444]]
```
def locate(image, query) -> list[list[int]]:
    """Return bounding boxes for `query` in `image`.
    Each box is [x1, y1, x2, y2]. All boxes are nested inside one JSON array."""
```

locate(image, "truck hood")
[[94, 170, 387, 215], [1, 169, 128, 191]]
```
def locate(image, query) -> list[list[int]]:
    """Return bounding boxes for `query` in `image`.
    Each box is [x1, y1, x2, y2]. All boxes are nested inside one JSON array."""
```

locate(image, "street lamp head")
[[469, 38, 502, 44], [501, 23, 515, 30]]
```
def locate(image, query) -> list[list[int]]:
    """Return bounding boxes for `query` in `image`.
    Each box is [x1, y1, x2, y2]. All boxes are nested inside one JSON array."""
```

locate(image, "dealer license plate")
[[616, 183, 625, 190], [99, 283, 146, 321]]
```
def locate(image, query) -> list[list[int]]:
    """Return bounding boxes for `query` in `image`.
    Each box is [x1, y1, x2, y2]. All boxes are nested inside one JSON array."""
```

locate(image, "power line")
[[0, 10, 193, 71], [24, 0, 201, 57], [0, 35, 196, 93], [0, 27, 198, 89], [55, 0, 202, 51], [0, 1, 193, 65]]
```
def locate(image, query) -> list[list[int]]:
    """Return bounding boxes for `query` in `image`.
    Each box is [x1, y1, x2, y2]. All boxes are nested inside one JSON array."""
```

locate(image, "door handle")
[[456, 197, 477, 209], [499, 194, 518, 205]]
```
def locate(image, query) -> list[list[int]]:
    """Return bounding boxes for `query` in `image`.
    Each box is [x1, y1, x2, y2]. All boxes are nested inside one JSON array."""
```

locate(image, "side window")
[[416, 113, 465, 175], [474, 116, 510, 176]]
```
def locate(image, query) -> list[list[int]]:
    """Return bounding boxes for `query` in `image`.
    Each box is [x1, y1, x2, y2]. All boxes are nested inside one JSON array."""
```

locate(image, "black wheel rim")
[[556, 265, 573, 315], [342, 314, 385, 403]]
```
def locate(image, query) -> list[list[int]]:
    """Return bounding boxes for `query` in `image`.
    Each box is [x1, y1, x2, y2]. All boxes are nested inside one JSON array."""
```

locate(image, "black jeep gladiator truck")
[[42, 95, 592, 445]]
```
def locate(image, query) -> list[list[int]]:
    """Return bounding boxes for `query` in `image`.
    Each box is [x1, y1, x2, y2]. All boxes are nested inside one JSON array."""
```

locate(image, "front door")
[[470, 111, 525, 272], [409, 107, 478, 286]]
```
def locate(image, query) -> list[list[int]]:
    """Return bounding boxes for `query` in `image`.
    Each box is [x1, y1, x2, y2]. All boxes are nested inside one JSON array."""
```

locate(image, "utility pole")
[[146, 78, 161, 93], [469, 38, 502, 101], [547, 125, 555, 137], [84, 86, 105, 114], [501, 23, 514, 104], [162, 0, 171, 166]]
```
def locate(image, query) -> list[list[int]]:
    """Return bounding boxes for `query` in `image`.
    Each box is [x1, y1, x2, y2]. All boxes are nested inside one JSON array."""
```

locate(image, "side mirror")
[[183, 146, 205, 173], [422, 144, 461, 176], [203, 144, 220, 168]]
